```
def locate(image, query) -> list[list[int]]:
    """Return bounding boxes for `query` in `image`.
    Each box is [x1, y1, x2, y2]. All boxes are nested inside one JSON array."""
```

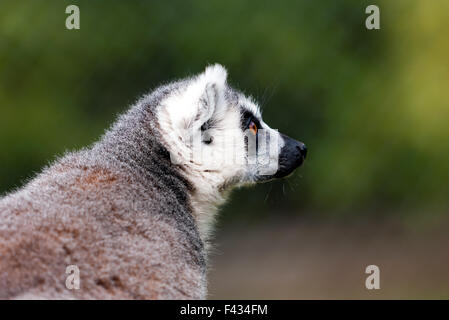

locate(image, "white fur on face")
[[157, 64, 282, 241], [158, 64, 248, 187]]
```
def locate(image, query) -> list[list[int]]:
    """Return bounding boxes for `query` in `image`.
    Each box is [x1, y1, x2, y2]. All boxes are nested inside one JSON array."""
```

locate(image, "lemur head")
[[157, 64, 306, 197]]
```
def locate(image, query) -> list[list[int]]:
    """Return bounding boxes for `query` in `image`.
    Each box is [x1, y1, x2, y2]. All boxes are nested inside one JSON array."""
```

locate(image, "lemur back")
[[0, 82, 205, 299]]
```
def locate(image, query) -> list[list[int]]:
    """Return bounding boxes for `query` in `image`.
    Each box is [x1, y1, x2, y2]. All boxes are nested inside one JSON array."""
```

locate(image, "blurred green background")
[[1, 1, 449, 298]]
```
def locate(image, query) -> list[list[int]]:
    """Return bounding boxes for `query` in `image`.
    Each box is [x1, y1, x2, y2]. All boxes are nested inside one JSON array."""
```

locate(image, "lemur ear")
[[191, 64, 228, 130], [196, 83, 219, 128], [202, 64, 228, 87], [160, 64, 228, 135]]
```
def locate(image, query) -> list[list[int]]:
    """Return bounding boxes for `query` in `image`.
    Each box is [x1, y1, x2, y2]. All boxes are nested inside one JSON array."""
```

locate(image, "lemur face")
[[158, 64, 306, 191]]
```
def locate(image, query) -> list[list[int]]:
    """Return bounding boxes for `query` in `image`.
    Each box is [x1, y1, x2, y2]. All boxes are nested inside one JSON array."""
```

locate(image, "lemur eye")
[[242, 111, 261, 135], [249, 121, 258, 135]]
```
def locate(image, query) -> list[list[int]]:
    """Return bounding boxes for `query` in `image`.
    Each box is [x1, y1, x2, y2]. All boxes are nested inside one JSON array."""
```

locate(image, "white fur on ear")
[[195, 64, 227, 122], [195, 83, 218, 130], [201, 64, 227, 89], [158, 64, 229, 153], [179, 64, 227, 130]]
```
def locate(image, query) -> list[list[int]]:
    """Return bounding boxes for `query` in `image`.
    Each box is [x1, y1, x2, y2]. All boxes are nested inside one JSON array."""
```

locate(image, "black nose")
[[297, 142, 307, 159], [272, 134, 307, 179]]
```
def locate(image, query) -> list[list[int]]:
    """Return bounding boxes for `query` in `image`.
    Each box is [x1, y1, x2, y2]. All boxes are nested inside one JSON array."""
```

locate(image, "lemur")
[[0, 64, 306, 299]]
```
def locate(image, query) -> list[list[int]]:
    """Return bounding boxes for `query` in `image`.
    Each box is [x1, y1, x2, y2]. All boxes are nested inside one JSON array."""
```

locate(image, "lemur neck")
[[94, 104, 220, 244], [188, 175, 228, 244]]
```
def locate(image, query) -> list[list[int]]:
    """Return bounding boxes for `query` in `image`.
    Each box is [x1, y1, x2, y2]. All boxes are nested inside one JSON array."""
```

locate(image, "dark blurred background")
[[1, 0, 448, 298]]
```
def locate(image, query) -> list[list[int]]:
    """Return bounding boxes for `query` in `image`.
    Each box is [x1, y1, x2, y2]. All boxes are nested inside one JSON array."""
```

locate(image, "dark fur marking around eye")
[[240, 110, 253, 129], [240, 109, 261, 130]]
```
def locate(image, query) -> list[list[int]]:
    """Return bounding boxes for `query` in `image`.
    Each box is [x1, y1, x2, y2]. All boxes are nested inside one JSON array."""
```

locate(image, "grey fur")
[[0, 80, 207, 299]]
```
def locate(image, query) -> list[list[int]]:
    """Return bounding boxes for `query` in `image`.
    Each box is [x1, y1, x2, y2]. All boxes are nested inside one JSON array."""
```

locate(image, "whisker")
[[259, 79, 279, 113], [264, 184, 273, 203], [287, 179, 295, 192]]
